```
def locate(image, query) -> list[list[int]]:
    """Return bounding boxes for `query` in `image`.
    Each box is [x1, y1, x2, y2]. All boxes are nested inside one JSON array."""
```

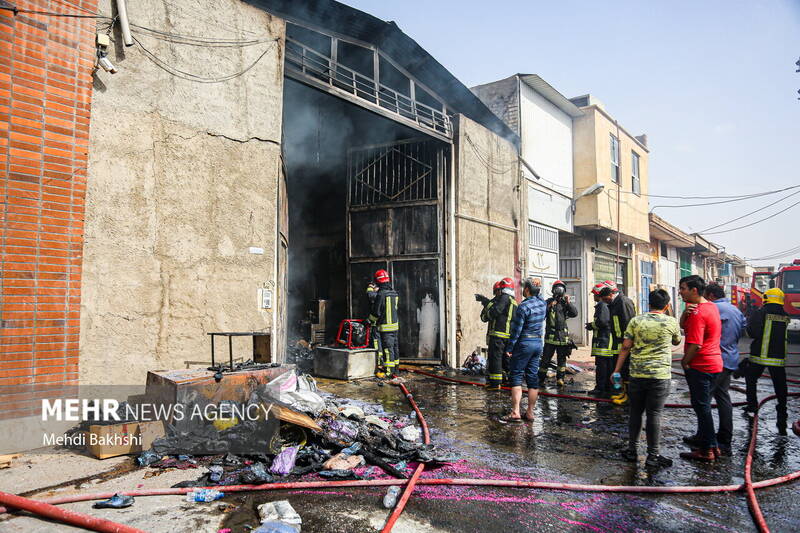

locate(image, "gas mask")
[[553, 286, 565, 298], [530, 287, 541, 297]]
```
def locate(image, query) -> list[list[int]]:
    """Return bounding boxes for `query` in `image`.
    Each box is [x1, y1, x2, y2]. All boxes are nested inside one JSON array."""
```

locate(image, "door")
[[640, 260, 654, 312], [347, 139, 447, 361]]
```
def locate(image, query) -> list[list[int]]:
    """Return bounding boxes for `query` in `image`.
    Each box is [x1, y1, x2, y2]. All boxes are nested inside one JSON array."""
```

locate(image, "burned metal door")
[[347, 139, 447, 361]]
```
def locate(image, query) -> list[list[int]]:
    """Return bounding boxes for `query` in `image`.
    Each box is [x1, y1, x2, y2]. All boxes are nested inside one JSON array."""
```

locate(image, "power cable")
[[132, 35, 279, 83], [618, 184, 800, 200], [745, 244, 800, 262], [650, 186, 800, 210], [701, 198, 800, 235], [0, 4, 110, 18], [697, 189, 800, 233], [130, 23, 275, 47]]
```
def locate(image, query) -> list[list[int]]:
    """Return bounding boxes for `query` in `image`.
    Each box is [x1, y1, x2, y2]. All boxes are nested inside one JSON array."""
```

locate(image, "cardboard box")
[[87, 421, 166, 459]]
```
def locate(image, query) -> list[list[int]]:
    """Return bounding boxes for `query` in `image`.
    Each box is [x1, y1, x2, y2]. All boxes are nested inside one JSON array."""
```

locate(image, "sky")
[[338, 0, 800, 267]]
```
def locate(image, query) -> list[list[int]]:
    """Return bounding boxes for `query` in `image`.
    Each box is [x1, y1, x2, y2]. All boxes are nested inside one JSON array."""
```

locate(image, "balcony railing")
[[285, 37, 452, 138]]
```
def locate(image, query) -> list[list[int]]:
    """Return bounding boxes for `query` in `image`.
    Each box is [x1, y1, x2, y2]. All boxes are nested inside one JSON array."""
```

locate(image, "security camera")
[[98, 54, 117, 74]]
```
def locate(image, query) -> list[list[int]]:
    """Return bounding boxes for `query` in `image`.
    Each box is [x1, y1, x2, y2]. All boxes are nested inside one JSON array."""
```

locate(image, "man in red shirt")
[[678, 275, 723, 462]]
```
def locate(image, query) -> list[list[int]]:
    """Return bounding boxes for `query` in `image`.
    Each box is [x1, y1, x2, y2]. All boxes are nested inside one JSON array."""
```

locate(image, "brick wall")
[[0, 0, 97, 419]]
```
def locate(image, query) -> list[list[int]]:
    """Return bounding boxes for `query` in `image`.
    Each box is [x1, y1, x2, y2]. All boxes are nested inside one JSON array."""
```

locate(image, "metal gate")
[[346, 139, 448, 361]]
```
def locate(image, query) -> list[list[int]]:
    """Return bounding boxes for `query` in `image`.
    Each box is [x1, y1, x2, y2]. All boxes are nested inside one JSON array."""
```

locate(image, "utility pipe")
[[114, 0, 134, 46]]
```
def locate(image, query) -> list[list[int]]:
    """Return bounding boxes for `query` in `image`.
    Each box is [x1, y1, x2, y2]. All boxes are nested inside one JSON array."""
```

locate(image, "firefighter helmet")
[[493, 281, 502, 292], [374, 269, 391, 284], [499, 277, 514, 289], [764, 287, 785, 306], [604, 280, 619, 293], [591, 282, 606, 295], [552, 279, 566, 289]]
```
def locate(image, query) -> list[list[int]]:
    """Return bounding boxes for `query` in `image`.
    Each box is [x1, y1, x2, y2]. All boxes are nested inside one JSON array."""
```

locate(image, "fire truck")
[[749, 260, 800, 337]]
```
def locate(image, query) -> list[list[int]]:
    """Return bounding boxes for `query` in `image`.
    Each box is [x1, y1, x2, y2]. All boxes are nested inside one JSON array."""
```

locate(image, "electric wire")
[[131, 34, 279, 83], [130, 23, 276, 47], [697, 189, 800, 233], [651, 187, 800, 209], [0, 4, 110, 18], [616, 184, 800, 200], [701, 198, 800, 235], [745, 244, 800, 262]]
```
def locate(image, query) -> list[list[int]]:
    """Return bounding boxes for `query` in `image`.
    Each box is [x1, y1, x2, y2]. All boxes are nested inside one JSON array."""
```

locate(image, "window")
[[782, 270, 800, 294], [631, 151, 641, 195], [610, 134, 619, 183], [660, 242, 668, 258]]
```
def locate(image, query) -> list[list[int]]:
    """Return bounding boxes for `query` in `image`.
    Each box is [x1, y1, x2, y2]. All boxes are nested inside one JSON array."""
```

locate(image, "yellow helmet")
[[764, 287, 785, 306]]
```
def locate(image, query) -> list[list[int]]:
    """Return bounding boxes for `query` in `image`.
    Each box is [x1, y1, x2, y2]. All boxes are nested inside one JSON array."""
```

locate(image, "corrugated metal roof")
[[518, 74, 583, 118], [248, 0, 520, 145]]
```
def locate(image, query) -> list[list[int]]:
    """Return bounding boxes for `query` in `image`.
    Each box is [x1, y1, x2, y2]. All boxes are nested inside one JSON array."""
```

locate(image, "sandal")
[[500, 414, 523, 424], [521, 413, 535, 422]]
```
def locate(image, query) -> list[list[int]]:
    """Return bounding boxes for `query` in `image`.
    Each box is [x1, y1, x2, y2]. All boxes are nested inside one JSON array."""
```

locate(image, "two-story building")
[[571, 95, 650, 338]]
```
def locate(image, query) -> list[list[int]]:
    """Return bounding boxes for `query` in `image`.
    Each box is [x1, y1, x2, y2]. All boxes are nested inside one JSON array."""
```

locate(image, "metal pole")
[[615, 121, 622, 290], [210, 335, 215, 367], [114, 0, 134, 47], [228, 336, 233, 370]]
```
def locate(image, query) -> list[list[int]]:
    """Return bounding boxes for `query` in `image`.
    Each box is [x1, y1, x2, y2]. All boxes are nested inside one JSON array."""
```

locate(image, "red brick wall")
[[0, 0, 97, 418]]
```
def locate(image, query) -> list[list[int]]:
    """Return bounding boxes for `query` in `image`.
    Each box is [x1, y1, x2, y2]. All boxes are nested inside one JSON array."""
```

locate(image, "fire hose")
[[1, 377, 798, 532]]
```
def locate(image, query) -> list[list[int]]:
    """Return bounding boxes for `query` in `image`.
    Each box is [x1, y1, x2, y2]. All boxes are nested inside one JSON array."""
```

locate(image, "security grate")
[[349, 140, 439, 206]]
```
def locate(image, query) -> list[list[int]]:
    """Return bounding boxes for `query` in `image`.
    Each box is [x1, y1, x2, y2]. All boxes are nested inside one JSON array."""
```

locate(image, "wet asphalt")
[[224, 339, 800, 533]]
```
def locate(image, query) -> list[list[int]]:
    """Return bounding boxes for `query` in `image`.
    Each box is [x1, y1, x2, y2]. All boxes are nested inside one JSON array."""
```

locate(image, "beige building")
[[570, 95, 651, 322]]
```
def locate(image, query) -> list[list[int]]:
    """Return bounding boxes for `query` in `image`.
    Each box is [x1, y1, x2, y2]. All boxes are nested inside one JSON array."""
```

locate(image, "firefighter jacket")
[[609, 294, 636, 354], [480, 291, 517, 340], [590, 301, 613, 357], [747, 303, 789, 367], [544, 297, 578, 345], [368, 283, 400, 333]]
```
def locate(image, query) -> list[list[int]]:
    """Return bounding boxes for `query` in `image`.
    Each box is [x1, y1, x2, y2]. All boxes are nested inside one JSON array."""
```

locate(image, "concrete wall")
[[470, 76, 520, 136], [453, 115, 520, 365], [80, 0, 286, 384], [519, 81, 574, 202], [573, 106, 650, 244]]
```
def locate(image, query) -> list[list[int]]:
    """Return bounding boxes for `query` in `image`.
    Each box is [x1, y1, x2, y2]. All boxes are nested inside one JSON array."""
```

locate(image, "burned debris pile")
[[134, 370, 457, 490]]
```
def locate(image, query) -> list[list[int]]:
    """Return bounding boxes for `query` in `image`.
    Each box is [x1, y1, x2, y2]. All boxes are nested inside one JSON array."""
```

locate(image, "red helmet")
[[591, 282, 606, 295], [604, 280, 619, 293], [493, 281, 501, 291], [374, 269, 390, 284], [498, 277, 514, 289], [552, 279, 566, 289]]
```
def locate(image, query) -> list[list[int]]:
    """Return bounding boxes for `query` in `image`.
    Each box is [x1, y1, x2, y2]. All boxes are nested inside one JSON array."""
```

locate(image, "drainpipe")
[[448, 139, 457, 367], [115, 0, 134, 46]]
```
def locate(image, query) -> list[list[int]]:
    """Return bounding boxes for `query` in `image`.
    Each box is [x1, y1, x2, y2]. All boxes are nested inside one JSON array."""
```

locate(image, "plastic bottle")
[[184, 489, 224, 503], [611, 372, 622, 390], [383, 486, 401, 509]]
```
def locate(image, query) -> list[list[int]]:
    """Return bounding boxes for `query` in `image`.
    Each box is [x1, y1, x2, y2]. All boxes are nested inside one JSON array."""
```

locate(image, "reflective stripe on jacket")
[[368, 283, 400, 333], [749, 304, 788, 367], [480, 293, 517, 339]]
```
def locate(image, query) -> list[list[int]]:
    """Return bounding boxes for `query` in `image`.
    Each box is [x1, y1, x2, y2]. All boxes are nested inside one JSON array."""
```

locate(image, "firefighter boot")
[[556, 366, 567, 388]]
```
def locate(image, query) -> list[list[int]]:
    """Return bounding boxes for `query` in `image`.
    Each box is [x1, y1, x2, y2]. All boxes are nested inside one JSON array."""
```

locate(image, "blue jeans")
[[509, 338, 543, 388], [685, 368, 719, 449]]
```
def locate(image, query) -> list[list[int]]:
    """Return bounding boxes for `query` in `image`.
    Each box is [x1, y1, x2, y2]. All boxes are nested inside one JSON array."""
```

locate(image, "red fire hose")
[[0, 490, 145, 533], [401, 367, 748, 408], [380, 382, 430, 532], [2, 375, 798, 532]]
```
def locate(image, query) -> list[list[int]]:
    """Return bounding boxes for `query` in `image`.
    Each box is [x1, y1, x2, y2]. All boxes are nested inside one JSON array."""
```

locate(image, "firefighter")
[[478, 277, 518, 390], [743, 287, 790, 435], [539, 280, 578, 387], [602, 281, 636, 405], [366, 282, 384, 374], [587, 282, 613, 397], [368, 269, 400, 378]]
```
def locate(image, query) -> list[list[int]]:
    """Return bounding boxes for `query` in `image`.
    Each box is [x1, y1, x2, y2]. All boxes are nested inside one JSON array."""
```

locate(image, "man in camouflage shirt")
[[614, 289, 682, 469]]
